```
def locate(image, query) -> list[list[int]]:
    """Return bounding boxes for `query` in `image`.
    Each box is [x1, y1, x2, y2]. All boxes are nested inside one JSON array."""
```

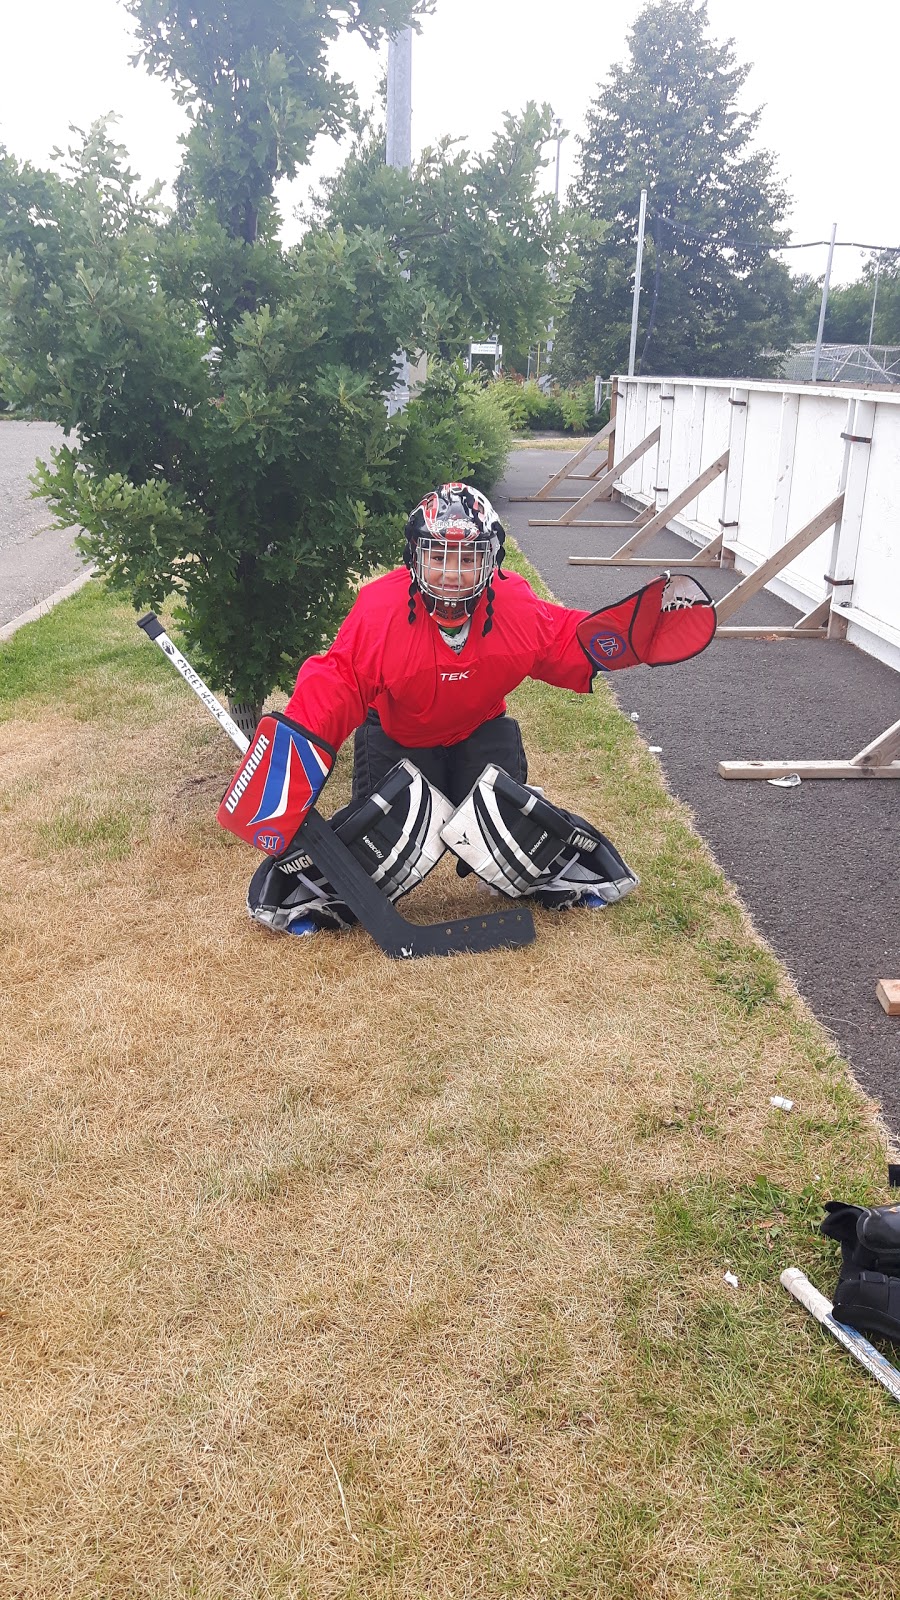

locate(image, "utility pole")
[[385, 28, 413, 413], [867, 254, 881, 352], [811, 222, 837, 383], [552, 115, 566, 204], [627, 189, 648, 378], [542, 117, 567, 379], [386, 27, 412, 169]]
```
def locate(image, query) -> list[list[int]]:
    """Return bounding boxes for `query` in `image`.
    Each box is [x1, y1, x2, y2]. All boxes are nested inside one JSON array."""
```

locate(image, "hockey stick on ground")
[[136, 614, 535, 960], [781, 1267, 900, 1403]]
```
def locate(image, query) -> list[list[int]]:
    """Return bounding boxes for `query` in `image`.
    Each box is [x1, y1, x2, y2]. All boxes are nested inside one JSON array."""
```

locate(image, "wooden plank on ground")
[[718, 760, 900, 779], [876, 980, 900, 1016], [715, 626, 832, 640]]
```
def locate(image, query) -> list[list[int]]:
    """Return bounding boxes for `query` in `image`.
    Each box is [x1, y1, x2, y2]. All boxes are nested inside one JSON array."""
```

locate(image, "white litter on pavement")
[[767, 774, 801, 787]]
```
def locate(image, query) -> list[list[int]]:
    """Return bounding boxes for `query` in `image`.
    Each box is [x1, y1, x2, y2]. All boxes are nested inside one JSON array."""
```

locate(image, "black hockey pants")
[[330, 709, 529, 828]]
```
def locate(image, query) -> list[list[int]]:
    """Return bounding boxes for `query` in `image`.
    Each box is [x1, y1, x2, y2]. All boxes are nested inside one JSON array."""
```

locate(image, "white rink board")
[[612, 376, 900, 672]]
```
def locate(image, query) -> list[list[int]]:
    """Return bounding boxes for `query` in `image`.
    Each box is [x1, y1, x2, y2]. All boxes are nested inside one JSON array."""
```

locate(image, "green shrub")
[[493, 376, 608, 434], [558, 385, 592, 433], [491, 377, 529, 432], [394, 362, 513, 498]]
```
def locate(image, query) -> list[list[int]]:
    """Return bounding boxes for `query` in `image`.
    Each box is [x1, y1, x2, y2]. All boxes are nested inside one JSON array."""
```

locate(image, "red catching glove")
[[576, 573, 716, 672], [216, 713, 336, 857]]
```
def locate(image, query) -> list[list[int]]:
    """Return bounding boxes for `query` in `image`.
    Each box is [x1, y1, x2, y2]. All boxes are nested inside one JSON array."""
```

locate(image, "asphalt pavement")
[[0, 420, 87, 627], [497, 446, 900, 1135]]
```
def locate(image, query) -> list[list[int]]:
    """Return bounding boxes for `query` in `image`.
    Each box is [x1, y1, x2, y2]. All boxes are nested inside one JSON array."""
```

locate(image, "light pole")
[[542, 117, 567, 378], [811, 222, 837, 383], [385, 28, 413, 413], [551, 115, 567, 203], [867, 254, 881, 353], [386, 27, 412, 171], [627, 189, 648, 378]]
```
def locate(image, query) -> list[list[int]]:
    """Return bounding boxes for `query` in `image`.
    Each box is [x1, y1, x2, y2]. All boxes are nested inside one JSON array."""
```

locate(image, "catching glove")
[[577, 573, 716, 672]]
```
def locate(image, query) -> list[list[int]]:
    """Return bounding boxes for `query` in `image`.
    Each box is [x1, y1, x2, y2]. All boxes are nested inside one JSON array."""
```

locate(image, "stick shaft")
[[137, 614, 249, 753], [781, 1267, 900, 1403]]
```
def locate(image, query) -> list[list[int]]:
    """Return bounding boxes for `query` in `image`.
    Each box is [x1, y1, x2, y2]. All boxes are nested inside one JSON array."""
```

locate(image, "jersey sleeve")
[[526, 588, 596, 693], [283, 589, 384, 751]]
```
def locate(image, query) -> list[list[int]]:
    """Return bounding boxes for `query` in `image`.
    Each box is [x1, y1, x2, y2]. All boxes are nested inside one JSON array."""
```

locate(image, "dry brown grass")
[[1, 591, 896, 1599]]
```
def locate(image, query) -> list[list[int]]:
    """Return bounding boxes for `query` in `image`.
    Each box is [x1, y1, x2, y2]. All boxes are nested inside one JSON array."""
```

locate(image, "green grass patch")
[[36, 797, 139, 860], [0, 578, 180, 724]]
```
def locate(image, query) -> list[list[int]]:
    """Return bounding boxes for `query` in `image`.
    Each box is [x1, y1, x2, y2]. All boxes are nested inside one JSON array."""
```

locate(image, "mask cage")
[[414, 535, 493, 604]]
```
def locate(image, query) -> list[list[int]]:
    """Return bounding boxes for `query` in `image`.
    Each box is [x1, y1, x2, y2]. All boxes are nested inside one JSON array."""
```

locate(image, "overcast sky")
[[2, 0, 898, 286]]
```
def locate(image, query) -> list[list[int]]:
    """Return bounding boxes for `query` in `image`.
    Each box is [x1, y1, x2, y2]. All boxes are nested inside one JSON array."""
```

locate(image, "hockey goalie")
[[216, 483, 716, 936]]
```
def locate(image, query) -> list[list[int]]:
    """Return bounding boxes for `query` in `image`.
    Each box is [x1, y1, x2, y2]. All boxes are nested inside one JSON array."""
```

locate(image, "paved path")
[[497, 447, 900, 1135], [0, 421, 88, 627]]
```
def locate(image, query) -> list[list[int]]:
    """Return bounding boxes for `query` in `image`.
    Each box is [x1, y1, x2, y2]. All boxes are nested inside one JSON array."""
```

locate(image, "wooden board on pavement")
[[876, 980, 900, 1016]]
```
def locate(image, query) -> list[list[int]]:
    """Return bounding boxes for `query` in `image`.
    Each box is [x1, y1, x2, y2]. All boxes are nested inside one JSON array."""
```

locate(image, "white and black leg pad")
[[248, 760, 454, 932], [334, 760, 454, 901], [247, 851, 356, 933], [440, 765, 639, 905]]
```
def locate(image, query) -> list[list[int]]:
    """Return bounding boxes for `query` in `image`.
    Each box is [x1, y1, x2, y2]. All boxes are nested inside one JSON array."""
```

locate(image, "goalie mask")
[[404, 483, 506, 632]]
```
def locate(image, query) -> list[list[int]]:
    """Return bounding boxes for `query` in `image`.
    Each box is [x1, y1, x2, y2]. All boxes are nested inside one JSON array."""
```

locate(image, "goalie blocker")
[[441, 765, 638, 908], [216, 711, 336, 855]]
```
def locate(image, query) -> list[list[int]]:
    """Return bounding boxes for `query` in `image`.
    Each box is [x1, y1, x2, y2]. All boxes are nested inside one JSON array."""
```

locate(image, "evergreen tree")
[[554, 0, 795, 381]]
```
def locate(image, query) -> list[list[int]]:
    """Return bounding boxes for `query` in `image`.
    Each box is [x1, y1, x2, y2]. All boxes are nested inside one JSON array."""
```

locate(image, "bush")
[[393, 362, 513, 502], [493, 375, 607, 434], [558, 380, 600, 433]]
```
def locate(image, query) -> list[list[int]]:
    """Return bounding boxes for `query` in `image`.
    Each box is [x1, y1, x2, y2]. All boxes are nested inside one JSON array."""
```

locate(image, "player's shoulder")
[[496, 568, 545, 607]]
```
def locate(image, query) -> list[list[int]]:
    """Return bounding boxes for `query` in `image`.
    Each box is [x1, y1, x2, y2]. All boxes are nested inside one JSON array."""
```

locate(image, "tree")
[[0, 1, 548, 713], [0, 121, 425, 711], [553, 0, 795, 382], [319, 102, 560, 360], [820, 257, 900, 346], [126, 0, 430, 247]]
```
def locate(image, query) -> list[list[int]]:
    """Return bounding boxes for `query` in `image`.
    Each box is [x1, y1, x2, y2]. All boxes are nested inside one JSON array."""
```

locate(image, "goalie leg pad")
[[529, 802, 639, 909], [247, 761, 453, 932], [832, 1272, 900, 1344], [247, 854, 356, 934], [821, 1201, 900, 1274], [440, 766, 639, 904], [335, 760, 454, 901]]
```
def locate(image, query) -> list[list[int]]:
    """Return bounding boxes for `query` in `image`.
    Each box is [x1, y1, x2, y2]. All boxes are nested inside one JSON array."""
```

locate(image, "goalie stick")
[[781, 1267, 900, 1404], [136, 614, 535, 960]]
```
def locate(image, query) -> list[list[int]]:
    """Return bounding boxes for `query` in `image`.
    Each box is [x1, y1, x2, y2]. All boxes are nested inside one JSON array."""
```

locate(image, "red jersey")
[[284, 568, 595, 751]]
